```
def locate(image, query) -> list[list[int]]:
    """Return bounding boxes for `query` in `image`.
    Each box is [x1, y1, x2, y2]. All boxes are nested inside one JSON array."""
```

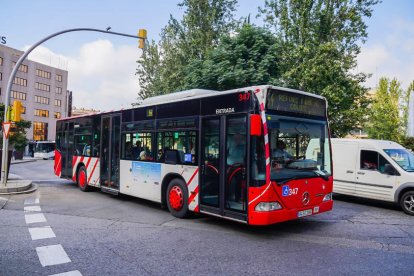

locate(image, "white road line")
[[28, 226, 56, 240], [49, 270, 83, 276], [24, 198, 39, 205], [25, 213, 46, 224], [24, 206, 42, 212], [36, 244, 71, 267]]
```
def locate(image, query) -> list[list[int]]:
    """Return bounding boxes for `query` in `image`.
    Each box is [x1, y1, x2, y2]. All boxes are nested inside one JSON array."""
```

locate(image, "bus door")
[[61, 122, 74, 178], [199, 115, 248, 222], [100, 114, 121, 192]]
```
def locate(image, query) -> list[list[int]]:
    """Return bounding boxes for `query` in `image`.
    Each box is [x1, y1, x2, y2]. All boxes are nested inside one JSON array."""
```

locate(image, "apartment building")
[[0, 44, 70, 141]]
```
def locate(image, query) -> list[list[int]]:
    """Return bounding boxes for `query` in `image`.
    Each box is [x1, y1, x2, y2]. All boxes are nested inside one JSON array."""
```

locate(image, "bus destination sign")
[[266, 89, 326, 117]]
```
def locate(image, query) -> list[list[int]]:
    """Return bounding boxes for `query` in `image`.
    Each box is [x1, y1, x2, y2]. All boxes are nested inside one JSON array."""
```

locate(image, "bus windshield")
[[384, 148, 414, 172], [267, 115, 331, 183], [35, 142, 55, 153]]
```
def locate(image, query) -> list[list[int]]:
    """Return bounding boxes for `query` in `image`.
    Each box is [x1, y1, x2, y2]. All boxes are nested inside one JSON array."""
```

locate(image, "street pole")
[[1, 28, 146, 185]]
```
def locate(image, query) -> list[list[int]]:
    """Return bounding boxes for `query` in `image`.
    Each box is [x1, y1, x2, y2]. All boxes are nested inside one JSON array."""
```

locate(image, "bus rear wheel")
[[166, 178, 189, 218], [400, 191, 414, 216], [77, 166, 90, 192]]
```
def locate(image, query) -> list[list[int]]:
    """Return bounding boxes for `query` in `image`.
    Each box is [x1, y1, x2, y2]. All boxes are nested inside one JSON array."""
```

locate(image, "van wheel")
[[400, 191, 414, 215], [77, 166, 90, 192], [166, 178, 189, 218]]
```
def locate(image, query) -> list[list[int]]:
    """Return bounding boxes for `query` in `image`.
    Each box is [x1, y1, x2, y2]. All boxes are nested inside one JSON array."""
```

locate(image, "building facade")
[[0, 44, 69, 141]]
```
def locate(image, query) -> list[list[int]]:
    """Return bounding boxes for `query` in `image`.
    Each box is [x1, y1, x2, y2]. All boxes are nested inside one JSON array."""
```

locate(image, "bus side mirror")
[[250, 114, 262, 136]]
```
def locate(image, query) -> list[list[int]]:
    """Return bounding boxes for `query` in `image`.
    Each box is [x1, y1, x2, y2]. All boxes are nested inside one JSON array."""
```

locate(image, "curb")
[[0, 181, 36, 195], [11, 159, 37, 165]]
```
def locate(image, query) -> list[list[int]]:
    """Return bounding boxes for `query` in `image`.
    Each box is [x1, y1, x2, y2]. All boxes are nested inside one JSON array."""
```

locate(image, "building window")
[[54, 112, 61, 119], [56, 74, 62, 82], [13, 77, 27, 87], [54, 99, 61, 107], [11, 91, 27, 101], [56, 87, 62, 94], [0, 57, 3, 66], [35, 95, 49, 105], [0, 72, 2, 80], [34, 109, 49, 117], [35, 82, 50, 92], [12, 62, 28, 73], [33, 122, 48, 141], [36, 69, 51, 79]]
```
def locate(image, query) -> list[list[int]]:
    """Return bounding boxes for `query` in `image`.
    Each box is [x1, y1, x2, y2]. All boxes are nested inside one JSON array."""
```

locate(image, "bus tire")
[[400, 190, 414, 216], [77, 166, 90, 192], [166, 178, 189, 218]]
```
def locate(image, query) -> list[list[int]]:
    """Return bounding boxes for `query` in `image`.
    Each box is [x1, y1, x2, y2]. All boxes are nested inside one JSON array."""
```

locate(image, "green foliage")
[[258, 0, 380, 137], [367, 78, 403, 141], [136, 0, 238, 101], [400, 136, 414, 152], [183, 25, 283, 90]]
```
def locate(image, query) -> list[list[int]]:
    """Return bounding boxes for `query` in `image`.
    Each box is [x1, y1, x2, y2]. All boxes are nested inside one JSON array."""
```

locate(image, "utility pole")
[[1, 28, 147, 185]]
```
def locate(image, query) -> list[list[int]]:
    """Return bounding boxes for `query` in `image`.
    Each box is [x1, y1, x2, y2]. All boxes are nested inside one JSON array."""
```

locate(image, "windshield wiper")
[[312, 170, 330, 181], [277, 176, 308, 185]]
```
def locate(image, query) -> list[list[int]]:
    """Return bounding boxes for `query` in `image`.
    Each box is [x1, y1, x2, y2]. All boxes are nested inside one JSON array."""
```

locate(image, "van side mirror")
[[384, 164, 398, 175]]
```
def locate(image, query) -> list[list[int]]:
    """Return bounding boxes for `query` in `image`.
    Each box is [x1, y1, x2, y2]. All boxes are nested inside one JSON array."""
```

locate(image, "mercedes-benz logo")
[[302, 192, 310, 206]]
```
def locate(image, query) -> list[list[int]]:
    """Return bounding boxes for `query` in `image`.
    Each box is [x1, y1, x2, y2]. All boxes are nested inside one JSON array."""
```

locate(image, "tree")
[[366, 78, 403, 141], [258, 0, 380, 137], [183, 24, 283, 90], [136, 0, 238, 101]]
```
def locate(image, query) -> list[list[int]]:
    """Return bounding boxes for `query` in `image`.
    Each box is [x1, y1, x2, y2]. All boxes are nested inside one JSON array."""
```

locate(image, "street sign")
[[2, 122, 11, 139]]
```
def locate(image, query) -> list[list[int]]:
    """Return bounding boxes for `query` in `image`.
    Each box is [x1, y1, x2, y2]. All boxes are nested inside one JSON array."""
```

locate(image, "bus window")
[[157, 131, 197, 164], [128, 132, 154, 161], [74, 135, 92, 156]]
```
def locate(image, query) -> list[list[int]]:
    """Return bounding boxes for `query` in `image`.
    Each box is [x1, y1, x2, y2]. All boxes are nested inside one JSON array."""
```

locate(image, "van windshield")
[[384, 149, 414, 172], [266, 115, 331, 183]]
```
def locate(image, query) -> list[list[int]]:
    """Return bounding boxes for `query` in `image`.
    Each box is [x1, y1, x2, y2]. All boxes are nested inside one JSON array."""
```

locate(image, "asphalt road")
[[1, 160, 413, 275]]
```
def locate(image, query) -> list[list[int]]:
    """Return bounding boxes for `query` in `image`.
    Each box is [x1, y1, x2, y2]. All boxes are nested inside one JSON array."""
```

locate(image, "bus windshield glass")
[[267, 115, 331, 183], [384, 148, 414, 172], [35, 142, 55, 153]]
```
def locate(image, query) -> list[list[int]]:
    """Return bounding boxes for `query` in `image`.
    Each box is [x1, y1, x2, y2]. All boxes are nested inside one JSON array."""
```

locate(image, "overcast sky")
[[1, 0, 413, 111]]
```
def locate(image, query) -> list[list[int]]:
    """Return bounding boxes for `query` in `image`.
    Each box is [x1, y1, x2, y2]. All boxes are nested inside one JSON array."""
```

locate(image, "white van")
[[331, 138, 414, 215]]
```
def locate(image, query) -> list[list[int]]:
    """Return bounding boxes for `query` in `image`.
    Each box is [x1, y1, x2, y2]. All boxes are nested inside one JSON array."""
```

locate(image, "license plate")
[[298, 209, 312, 218]]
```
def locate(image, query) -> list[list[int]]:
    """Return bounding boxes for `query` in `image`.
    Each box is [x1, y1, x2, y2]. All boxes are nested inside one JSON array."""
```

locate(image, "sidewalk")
[[0, 173, 36, 195], [11, 156, 37, 165]]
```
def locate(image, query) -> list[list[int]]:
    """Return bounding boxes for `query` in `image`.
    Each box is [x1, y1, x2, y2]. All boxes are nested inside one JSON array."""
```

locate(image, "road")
[[0, 160, 413, 275]]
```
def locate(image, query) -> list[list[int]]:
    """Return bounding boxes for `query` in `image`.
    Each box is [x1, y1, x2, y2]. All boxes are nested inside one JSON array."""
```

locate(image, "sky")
[[1, 0, 413, 111]]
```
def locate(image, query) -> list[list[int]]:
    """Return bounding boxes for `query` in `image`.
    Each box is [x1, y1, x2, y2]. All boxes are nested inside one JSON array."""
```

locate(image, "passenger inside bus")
[[132, 141, 143, 159]]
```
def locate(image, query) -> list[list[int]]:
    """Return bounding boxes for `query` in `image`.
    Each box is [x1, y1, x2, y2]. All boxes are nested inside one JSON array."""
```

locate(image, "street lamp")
[[1, 28, 147, 185]]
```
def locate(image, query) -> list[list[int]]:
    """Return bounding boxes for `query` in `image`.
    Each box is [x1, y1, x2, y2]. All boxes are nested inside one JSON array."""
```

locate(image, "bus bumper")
[[248, 200, 333, 226]]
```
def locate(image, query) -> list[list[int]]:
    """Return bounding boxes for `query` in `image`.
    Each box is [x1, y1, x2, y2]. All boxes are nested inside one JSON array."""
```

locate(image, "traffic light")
[[12, 100, 23, 122], [138, 29, 147, 49]]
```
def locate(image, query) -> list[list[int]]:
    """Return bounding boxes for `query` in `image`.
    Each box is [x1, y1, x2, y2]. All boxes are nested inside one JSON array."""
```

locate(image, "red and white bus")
[[54, 85, 333, 225]]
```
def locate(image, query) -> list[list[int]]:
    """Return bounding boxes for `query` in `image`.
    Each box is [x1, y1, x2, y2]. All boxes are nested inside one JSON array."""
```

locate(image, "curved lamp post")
[[1, 28, 146, 184]]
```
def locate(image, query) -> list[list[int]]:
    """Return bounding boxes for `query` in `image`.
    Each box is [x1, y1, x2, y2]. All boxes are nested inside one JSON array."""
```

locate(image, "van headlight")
[[323, 193, 332, 201], [255, 202, 282, 212]]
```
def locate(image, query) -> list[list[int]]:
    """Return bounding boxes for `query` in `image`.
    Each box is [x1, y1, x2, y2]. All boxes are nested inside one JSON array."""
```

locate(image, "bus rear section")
[[246, 87, 333, 225]]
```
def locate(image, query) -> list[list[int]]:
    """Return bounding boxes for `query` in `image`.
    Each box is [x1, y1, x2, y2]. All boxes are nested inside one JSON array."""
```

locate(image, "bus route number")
[[282, 185, 298, 196], [238, 93, 250, 102]]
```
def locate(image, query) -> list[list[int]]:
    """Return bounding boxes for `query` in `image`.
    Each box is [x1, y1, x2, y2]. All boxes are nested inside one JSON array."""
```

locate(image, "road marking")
[[49, 270, 83, 276], [36, 244, 71, 267], [24, 206, 42, 212], [25, 213, 46, 224], [25, 198, 39, 205], [28, 226, 56, 240]]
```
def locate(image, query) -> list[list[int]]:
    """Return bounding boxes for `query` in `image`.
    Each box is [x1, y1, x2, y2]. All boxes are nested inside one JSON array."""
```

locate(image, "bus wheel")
[[400, 191, 414, 216], [166, 179, 189, 218], [77, 166, 90, 192]]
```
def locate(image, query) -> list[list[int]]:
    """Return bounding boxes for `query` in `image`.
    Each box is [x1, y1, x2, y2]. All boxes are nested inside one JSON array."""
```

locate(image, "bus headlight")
[[255, 202, 282, 212], [323, 193, 332, 201]]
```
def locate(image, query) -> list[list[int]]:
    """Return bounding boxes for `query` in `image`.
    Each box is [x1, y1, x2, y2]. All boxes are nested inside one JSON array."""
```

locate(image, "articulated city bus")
[[54, 85, 333, 225]]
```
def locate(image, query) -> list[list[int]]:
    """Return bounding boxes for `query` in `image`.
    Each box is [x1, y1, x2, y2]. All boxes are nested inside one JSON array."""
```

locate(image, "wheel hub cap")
[[79, 171, 86, 188], [169, 186, 183, 211]]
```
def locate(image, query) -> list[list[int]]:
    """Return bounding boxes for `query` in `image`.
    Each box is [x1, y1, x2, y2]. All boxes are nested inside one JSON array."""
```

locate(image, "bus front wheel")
[[77, 166, 90, 192], [166, 178, 189, 218]]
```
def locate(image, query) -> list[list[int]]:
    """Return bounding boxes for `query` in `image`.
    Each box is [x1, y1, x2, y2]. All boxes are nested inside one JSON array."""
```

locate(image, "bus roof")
[[58, 85, 326, 121]]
